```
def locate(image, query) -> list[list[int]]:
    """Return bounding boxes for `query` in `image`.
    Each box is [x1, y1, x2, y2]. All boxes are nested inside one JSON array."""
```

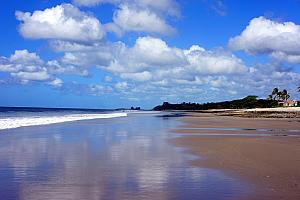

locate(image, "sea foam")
[[0, 112, 127, 130]]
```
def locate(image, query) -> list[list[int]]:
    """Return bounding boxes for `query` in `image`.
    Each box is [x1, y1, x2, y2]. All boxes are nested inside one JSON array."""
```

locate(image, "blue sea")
[[0, 107, 128, 130]]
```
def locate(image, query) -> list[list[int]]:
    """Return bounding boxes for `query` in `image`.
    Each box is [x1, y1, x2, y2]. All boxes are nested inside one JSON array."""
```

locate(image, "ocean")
[[0, 107, 127, 130]]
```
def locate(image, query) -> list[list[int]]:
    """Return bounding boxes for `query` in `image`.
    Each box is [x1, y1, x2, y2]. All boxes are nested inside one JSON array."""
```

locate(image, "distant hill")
[[153, 96, 279, 111]]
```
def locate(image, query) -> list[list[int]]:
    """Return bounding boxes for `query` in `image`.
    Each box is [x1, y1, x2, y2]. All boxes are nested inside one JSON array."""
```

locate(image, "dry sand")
[[172, 112, 300, 200]]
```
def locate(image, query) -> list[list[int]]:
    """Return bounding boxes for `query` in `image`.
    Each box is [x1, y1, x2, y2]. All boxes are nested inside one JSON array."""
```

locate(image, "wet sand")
[[0, 113, 251, 200], [172, 112, 300, 200]]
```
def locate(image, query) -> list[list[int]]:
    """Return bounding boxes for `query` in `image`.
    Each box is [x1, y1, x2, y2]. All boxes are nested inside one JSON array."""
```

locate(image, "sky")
[[1, 0, 300, 109]]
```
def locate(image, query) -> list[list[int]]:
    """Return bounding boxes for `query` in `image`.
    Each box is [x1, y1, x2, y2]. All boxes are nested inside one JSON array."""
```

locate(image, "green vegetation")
[[153, 96, 278, 111], [268, 87, 290, 101], [153, 87, 299, 111], [130, 106, 141, 110]]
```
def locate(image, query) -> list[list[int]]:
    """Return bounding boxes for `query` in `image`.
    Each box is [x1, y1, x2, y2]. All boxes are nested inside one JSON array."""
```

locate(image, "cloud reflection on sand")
[[0, 114, 249, 200]]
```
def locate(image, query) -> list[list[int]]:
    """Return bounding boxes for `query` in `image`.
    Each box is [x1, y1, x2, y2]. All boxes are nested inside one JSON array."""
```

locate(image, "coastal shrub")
[[153, 96, 278, 111]]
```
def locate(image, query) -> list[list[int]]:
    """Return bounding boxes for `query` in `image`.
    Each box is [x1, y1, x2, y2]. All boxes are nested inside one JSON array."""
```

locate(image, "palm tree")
[[272, 87, 279, 100], [267, 95, 273, 100], [277, 91, 283, 101], [281, 89, 290, 101]]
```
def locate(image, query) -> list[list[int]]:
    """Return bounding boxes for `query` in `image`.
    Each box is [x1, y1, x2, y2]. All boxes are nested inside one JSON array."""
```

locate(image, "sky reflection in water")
[[0, 113, 250, 200]]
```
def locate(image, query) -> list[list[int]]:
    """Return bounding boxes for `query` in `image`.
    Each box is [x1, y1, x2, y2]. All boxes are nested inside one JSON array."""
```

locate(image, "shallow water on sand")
[[0, 113, 250, 200], [178, 127, 300, 132]]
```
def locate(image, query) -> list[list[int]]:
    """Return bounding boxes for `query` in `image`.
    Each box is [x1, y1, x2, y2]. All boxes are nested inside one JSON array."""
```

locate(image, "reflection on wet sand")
[[0, 113, 249, 200], [173, 113, 300, 200]]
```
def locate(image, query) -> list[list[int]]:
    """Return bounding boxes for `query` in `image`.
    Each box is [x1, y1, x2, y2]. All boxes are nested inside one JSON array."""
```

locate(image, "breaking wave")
[[0, 112, 127, 130]]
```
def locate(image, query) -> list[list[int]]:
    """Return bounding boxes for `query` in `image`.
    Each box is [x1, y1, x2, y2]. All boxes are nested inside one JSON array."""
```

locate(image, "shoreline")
[[171, 111, 300, 200], [170, 107, 300, 118]]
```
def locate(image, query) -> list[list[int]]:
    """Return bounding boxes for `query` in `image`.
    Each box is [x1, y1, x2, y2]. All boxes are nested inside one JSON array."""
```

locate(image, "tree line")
[[153, 86, 300, 111], [153, 96, 278, 111]]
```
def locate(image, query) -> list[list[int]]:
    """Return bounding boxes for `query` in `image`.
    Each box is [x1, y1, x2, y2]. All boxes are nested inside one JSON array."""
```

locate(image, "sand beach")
[[172, 109, 300, 200]]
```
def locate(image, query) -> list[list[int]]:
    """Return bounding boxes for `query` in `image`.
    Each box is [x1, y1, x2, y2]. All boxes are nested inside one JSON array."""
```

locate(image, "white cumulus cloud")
[[49, 78, 63, 88], [115, 81, 128, 90], [185, 45, 247, 75], [110, 4, 175, 35], [0, 50, 61, 86], [11, 70, 50, 81], [16, 4, 105, 42], [0, 50, 44, 73], [229, 16, 300, 63], [105, 37, 247, 80]]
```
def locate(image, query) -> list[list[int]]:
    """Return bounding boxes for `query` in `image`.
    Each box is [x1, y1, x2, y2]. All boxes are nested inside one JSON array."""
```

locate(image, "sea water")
[[0, 107, 127, 130]]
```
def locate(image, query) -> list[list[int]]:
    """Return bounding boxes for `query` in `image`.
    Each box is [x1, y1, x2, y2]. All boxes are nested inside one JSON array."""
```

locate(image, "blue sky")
[[1, 0, 300, 109]]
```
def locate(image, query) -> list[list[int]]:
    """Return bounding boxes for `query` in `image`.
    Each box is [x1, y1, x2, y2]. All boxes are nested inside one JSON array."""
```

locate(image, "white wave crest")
[[0, 113, 127, 130]]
